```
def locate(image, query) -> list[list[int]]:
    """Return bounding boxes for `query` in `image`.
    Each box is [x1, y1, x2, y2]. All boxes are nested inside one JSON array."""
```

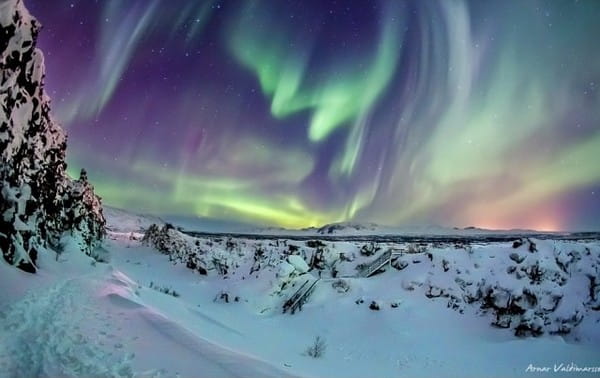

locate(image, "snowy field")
[[1, 209, 599, 378]]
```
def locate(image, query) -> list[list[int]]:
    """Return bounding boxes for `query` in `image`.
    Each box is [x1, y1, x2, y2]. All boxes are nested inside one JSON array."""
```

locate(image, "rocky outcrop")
[[1, 0, 105, 272], [395, 240, 600, 339], [142, 224, 192, 258], [142, 224, 208, 275]]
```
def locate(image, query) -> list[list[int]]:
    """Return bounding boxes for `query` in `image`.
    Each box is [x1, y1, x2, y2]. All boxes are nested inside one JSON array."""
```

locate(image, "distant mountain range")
[[104, 207, 575, 237]]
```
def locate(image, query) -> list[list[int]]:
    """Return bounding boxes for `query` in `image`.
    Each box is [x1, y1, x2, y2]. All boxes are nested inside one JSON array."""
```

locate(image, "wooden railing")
[[282, 277, 321, 314], [282, 279, 309, 314]]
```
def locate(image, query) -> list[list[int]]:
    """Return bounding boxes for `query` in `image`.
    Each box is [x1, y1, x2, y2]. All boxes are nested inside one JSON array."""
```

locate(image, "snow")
[[104, 206, 164, 233], [1, 209, 600, 377], [0, 247, 293, 378], [287, 255, 310, 273]]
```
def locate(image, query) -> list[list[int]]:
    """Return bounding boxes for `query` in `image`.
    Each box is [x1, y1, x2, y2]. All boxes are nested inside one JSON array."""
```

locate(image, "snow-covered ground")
[[1, 209, 599, 377]]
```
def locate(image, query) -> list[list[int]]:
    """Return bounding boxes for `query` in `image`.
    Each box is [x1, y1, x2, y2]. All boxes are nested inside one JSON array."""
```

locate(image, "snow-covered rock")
[[142, 224, 193, 259], [287, 255, 309, 273], [390, 239, 600, 338], [142, 224, 213, 275], [277, 261, 296, 279], [0, 0, 105, 272]]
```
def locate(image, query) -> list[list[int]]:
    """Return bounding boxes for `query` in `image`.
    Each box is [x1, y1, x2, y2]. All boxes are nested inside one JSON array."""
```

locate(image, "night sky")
[[25, 0, 600, 231]]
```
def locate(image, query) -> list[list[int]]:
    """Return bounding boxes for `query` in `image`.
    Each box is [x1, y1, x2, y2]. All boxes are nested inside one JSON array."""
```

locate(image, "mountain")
[[314, 221, 381, 235], [233, 221, 558, 238], [311, 222, 553, 236], [0, 0, 105, 272], [103, 206, 164, 234]]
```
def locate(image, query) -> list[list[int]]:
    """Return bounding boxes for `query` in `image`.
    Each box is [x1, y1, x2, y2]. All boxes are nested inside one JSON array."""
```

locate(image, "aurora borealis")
[[26, 0, 600, 231]]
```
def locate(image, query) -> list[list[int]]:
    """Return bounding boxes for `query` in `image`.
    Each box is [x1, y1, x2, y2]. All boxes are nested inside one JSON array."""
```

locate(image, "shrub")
[[332, 279, 350, 293], [148, 281, 180, 298], [407, 243, 426, 254], [306, 240, 326, 249], [360, 242, 381, 256], [304, 336, 326, 358]]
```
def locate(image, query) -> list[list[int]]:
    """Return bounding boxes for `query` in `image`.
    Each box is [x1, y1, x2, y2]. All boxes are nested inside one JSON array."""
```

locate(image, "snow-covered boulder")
[[277, 261, 296, 279], [287, 255, 309, 273], [0, 0, 105, 272]]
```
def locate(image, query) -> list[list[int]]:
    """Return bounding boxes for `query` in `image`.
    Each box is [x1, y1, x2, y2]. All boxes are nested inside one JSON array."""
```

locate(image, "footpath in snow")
[[0, 248, 295, 378]]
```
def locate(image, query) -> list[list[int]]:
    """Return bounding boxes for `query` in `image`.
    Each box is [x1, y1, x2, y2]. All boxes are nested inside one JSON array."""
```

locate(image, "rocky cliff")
[[1, 0, 105, 272]]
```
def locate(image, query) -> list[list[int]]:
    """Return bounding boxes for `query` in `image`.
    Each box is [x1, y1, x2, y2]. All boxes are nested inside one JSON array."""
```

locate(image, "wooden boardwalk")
[[282, 249, 405, 314]]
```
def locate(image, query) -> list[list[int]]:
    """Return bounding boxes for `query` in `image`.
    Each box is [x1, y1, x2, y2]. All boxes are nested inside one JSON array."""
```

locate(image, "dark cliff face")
[[1, 0, 105, 272]]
